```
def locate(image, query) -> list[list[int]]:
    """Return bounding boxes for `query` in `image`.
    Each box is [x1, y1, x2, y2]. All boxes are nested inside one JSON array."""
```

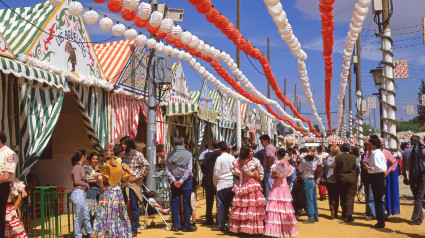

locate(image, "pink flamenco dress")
[[229, 158, 266, 235], [265, 160, 299, 237]]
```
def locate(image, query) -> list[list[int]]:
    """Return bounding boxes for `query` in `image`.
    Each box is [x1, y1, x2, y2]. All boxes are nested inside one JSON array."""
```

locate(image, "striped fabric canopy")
[[0, 57, 68, 91], [190, 91, 201, 105], [0, 1, 55, 55], [210, 90, 223, 112], [112, 94, 143, 144], [166, 101, 198, 116], [94, 40, 137, 83], [217, 119, 236, 146]]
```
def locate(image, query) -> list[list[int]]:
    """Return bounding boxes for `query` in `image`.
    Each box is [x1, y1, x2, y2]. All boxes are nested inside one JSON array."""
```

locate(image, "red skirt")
[[5, 203, 27, 238]]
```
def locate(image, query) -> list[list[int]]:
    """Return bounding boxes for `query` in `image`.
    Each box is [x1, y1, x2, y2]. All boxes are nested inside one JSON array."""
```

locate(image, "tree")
[[417, 79, 425, 123], [313, 124, 321, 134], [276, 122, 285, 135]]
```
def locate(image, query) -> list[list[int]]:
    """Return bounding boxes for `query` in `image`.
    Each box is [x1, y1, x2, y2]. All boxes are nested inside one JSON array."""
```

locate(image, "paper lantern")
[[134, 16, 148, 28], [171, 25, 182, 39], [171, 48, 180, 58], [155, 42, 164, 52], [263, 0, 280, 6], [124, 29, 137, 40], [146, 38, 157, 49], [165, 34, 175, 44], [107, 0, 123, 13], [121, 8, 136, 21], [83, 10, 99, 25], [99, 17, 114, 31], [354, 4, 369, 16], [49, 0, 62, 7], [69, 1, 83, 16], [188, 35, 200, 48], [156, 30, 167, 39], [123, 0, 139, 10], [135, 34, 147, 46], [357, 0, 371, 8], [267, 2, 283, 17], [149, 11, 163, 28], [180, 31, 192, 44], [93, 0, 106, 3], [138, 2, 152, 19], [196, 1, 212, 14], [112, 23, 126, 36], [146, 23, 159, 34], [174, 40, 183, 49], [163, 45, 173, 55], [160, 18, 173, 33]]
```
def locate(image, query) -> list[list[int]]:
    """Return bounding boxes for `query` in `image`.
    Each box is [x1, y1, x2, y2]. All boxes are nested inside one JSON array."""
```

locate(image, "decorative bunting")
[[406, 104, 415, 114], [367, 97, 377, 109], [393, 60, 408, 79]]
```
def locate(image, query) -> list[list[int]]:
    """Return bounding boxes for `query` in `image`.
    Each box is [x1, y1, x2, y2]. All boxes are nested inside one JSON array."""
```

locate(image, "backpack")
[[409, 143, 425, 179]]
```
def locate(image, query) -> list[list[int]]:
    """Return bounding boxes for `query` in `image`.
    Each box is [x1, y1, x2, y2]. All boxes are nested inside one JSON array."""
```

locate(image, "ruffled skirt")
[[91, 185, 132, 238], [86, 185, 102, 218], [5, 203, 27, 238], [229, 178, 266, 234], [265, 180, 298, 237]]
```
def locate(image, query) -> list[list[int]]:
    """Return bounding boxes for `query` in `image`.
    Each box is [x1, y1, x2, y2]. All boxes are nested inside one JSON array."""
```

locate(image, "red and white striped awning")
[[94, 40, 136, 83]]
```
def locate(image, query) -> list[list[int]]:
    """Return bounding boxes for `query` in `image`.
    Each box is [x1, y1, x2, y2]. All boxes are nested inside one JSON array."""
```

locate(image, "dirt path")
[[136, 183, 424, 238]]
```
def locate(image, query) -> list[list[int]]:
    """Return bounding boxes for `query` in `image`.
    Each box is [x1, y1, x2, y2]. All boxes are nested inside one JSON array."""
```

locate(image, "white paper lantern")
[[189, 58, 196, 67], [99, 17, 113, 31], [124, 29, 137, 40], [263, 0, 280, 6], [170, 25, 182, 39], [267, 2, 283, 17], [138, 2, 152, 20], [49, 0, 62, 7], [149, 11, 163, 28], [83, 10, 99, 25], [184, 53, 192, 62], [146, 38, 157, 49], [180, 31, 192, 44], [112, 23, 126, 36], [171, 48, 179, 58], [202, 44, 211, 55], [163, 45, 173, 55], [160, 18, 173, 33], [155, 42, 164, 52], [177, 51, 186, 60], [69, 1, 83, 16], [188, 35, 200, 48], [136, 34, 148, 46], [123, 0, 139, 11], [357, 0, 371, 8], [273, 11, 287, 25], [355, 4, 369, 16], [195, 41, 204, 52], [199, 66, 206, 75]]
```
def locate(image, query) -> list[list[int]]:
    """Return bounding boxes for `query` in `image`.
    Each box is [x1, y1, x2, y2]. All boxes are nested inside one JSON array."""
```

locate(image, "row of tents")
[[0, 1, 277, 190]]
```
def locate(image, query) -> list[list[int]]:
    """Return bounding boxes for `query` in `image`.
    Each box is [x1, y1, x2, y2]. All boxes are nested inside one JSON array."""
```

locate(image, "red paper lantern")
[[134, 16, 148, 28], [174, 40, 183, 49], [107, 0, 123, 13], [93, 0, 106, 3], [165, 34, 175, 44], [146, 23, 159, 34], [196, 0, 212, 14], [156, 30, 167, 39], [121, 8, 136, 21], [206, 7, 219, 23]]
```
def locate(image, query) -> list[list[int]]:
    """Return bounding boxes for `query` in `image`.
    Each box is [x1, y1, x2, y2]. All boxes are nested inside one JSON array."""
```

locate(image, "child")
[[5, 179, 28, 238], [148, 191, 170, 214]]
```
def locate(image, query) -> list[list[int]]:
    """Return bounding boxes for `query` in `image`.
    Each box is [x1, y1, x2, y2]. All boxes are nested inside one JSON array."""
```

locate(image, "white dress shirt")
[[213, 153, 235, 191], [367, 149, 387, 173]]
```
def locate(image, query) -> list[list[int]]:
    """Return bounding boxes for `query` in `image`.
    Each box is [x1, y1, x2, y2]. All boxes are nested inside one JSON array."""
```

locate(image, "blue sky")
[[4, 0, 425, 133]]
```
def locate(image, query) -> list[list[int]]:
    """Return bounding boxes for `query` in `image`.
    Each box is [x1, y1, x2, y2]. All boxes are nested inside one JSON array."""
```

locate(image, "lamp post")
[[370, 67, 384, 138]]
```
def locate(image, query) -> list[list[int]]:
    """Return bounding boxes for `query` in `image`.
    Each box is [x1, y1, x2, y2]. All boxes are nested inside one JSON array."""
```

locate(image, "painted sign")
[[367, 97, 377, 109], [25, 1, 105, 80], [406, 104, 415, 115], [0, 31, 14, 58], [166, 61, 191, 103], [393, 60, 409, 79]]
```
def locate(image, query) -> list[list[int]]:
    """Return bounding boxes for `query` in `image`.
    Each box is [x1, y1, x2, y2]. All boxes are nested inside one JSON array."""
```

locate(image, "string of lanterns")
[[262, 0, 326, 136], [318, 0, 335, 135], [187, 0, 320, 136], [336, 0, 372, 134]]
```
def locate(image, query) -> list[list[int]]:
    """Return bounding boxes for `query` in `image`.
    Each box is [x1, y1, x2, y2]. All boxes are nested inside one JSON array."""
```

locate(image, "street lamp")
[[370, 66, 384, 138]]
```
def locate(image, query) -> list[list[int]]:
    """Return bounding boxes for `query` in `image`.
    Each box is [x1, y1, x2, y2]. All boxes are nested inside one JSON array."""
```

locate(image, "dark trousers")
[[171, 177, 193, 230], [216, 187, 234, 229], [409, 173, 425, 222], [370, 172, 386, 226], [337, 182, 356, 218], [128, 189, 140, 233], [205, 186, 216, 223], [0, 182, 10, 238], [326, 182, 339, 216]]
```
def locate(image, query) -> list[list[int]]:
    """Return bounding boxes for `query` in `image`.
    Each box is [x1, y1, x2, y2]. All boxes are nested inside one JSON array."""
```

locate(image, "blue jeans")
[[171, 177, 192, 230], [264, 171, 274, 203], [71, 189, 92, 238], [303, 179, 318, 220], [216, 187, 234, 229], [128, 188, 140, 233], [364, 181, 376, 218], [289, 168, 297, 191]]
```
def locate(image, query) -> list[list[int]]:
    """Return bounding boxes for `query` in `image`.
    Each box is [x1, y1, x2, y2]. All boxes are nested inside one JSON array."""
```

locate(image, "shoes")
[[191, 223, 198, 231], [366, 216, 376, 221], [202, 221, 214, 225], [211, 227, 225, 231], [330, 212, 335, 220], [346, 216, 354, 222], [182, 226, 196, 232], [314, 216, 319, 222], [163, 208, 170, 214], [171, 227, 180, 232], [132, 232, 138, 237], [371, 223, 385, 229], [303, 219, 315, 224], [412, 220, 423, 225]]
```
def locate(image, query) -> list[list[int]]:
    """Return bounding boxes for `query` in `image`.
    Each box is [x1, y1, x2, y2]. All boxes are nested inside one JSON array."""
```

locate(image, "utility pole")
[[284, 78, 286, 111], [355, 37, 364, 153], [146, 0, 159, 191], [236, 0, 242, 150], [341, 95, 346, 140], [294, 84, 297, 116], [381, 0, 396, 151], [267, 37, 270, 99], [348, 65, 353, 139]]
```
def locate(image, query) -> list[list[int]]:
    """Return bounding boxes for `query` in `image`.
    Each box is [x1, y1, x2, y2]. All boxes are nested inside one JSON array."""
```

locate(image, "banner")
[[393, 60, 409, 79], [367, 97, 377, 109], [406, 104, 415, 115], [422, 94, 425, 106]]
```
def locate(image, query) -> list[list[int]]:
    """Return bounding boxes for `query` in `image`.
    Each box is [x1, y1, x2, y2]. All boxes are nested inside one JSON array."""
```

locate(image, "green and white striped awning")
[[0, 57, 68, 91], [218, 119, 236, 129], [190, 91, 201, 105], [0, 1, 55, 55], [166, 101, 198, 116]]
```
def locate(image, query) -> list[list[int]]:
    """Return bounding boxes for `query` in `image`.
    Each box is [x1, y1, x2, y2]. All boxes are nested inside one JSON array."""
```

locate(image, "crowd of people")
[[0, 129, 424, 237]]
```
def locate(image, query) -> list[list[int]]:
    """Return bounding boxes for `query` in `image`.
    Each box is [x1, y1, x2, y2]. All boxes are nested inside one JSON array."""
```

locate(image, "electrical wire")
[[244, 52, 265, 75]]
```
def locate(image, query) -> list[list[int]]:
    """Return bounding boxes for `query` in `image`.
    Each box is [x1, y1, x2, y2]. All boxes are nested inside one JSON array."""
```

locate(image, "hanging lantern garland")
[[187, 0, 320, 136], [319, 0, 335, 135], [336, 0, 372, 134]]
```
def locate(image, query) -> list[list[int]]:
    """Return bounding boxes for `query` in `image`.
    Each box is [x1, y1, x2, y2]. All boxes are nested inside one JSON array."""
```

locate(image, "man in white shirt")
[[364, 135, 387, 228], [0, 130, 18, 237], [212, 141, 235, 231]]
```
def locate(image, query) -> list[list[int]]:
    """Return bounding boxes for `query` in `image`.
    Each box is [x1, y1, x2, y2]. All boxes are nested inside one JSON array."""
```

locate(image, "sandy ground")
[[135, 179, 425, 238]]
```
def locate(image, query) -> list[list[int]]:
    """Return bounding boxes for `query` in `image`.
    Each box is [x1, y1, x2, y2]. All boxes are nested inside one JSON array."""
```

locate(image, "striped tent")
[[190, 91, 201, 105], [166, 62, 191, 103], [111, 94, 143, 144], [70, 83, 109, 153], [218, 119, 237, 147], [209, 90, 223, 112]]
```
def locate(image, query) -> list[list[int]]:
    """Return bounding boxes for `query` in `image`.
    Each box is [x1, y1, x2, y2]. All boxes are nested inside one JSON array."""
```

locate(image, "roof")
[[0, 1, 55, 55]]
